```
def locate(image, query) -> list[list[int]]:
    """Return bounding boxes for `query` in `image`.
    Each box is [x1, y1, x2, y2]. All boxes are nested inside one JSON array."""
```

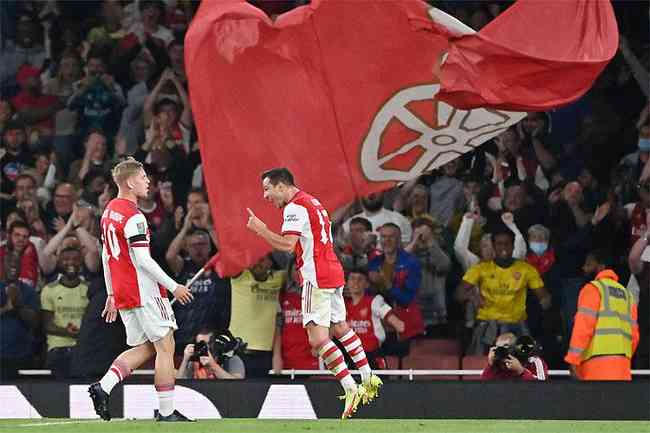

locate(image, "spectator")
[[0, 99, 15, 138], [565, 250, 639, 380], [0, 251, 40, 380], [345, 268, 405, 369], [342, 192, 413, 244], [177, 329, 245, 379], [337, 216, 380, 273], [1, 172, 37, 222], [17, 195, 49, 242], [42, 52, 82, 174], [44, 182, 76, 234], [426, 158, 466, 227], [12, 64, 62, 143], [229, 254, 286, 377], [274, 264, 318, 372], [70, 276, 127, 379], [142, 68, 193, 155], [1, 121, 34, 200], [457, 228, 552, 355], [404, 217, 451, 331], [67, 130, 112, 186], [0, 221, 39, 289], [67, 51, 125, 141], [127, 0, 174, 48], [41, 204, 101, 277], [481, 333, 548, 380], [628, 212, 650, 370], [394, 184, 433, 222], [0, 16, 47, 94], [41, 246, 89, 378], [86, 0, 128, 49], [368, 223, 423, 340], [167, 228, 230, 353]]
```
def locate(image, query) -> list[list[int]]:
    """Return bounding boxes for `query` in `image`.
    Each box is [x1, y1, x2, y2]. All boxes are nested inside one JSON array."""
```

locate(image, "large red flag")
[[437, 0, 618, 110], [185, 0, 616, 276]]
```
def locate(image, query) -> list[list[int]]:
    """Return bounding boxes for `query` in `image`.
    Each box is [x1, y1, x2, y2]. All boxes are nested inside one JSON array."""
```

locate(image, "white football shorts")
[[119, 296, 178, 346], [301, 281, 346, 327]]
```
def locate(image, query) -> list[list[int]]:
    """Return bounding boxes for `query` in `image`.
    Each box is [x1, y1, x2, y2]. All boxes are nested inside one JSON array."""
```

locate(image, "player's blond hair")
[[111, 157, 144, 186]]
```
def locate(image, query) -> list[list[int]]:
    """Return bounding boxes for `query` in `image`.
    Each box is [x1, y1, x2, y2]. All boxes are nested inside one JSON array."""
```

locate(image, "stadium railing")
[[17, 369, 650, 380]]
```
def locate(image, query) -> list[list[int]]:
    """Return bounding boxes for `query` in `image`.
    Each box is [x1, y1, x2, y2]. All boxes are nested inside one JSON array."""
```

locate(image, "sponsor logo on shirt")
[[284, 214, 299, 223]]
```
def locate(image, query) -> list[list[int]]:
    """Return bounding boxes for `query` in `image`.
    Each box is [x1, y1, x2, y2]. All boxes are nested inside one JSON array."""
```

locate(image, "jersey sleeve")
[[462, 263, 483, 286], [372, 294, 393, 319], [525, 265, 545, 290], [281, 203, 308, 236], [40, 286, 54, 312], [124, 212, 149, 246]]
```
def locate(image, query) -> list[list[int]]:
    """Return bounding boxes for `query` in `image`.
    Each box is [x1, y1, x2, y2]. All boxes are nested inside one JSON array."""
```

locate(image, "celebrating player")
[[89, 157, 194, 422], [246, 168, 382, 419]]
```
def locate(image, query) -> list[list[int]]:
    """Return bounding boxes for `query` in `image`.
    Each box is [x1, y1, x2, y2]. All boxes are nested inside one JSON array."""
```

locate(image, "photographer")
[[481, 333, 548, 380], [177, 329, 245, 380]]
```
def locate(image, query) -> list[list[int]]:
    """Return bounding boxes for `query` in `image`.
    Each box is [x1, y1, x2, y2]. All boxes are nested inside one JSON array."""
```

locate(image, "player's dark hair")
[[261, 168, 295, 186], [349, 217, 372, 232]]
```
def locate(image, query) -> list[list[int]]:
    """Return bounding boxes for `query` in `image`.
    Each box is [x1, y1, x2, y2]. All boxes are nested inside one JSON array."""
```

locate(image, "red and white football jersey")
[[101, 198, 166, 309], [345, 294, 392, 353], [281, 191, 344, 289]]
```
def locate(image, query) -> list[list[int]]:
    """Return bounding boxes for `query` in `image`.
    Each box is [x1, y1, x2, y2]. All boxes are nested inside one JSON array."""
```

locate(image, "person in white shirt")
[[342, 192, 412, 244]]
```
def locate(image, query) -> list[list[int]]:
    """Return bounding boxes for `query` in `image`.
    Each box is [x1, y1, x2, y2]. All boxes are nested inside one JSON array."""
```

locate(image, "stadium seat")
[[410, 338, 461, 356], [461, 355, 486, 381], [402, 354, 460, 380]]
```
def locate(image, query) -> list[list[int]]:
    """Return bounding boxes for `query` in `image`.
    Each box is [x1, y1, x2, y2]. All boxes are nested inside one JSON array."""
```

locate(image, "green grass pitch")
[[1, 419, 649, 433]]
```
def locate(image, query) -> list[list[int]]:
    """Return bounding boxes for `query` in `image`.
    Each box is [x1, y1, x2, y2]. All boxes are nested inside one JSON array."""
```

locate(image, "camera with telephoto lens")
[[209, 330, 247, 365], [190, 341, 210, 361], [493, 335, 538, 369]]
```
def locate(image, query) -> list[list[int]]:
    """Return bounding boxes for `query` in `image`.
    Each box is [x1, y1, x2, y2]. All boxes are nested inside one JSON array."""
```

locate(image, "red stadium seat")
[[461, 355, 486, 381], [402, 354, 460, 380], [410, 338, 461, 357]]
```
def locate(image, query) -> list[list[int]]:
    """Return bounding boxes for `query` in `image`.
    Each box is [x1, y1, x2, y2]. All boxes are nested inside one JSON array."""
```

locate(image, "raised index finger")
[[247, 208, 255, 217]]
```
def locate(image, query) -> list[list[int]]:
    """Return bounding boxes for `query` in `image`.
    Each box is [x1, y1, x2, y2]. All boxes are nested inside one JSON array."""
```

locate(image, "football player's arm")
[[125, 214, 179, 291], [256, 228, 298, 253], [247, 206, 300, 253], [101, 246, 114, 296]]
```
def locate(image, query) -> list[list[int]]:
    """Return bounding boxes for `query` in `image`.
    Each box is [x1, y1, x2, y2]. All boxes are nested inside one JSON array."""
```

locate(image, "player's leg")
[[90, 309, 153, 421], [303, 283, 362, 418], [146, 297, 193, 422], [99, 343, 155, 393], [330, 287, 381, 402], [152, 330, 177, 417]]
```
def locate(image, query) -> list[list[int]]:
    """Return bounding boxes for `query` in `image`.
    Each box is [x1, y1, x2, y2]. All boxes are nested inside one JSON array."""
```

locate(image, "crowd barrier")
[[2, 378, 648, 420]]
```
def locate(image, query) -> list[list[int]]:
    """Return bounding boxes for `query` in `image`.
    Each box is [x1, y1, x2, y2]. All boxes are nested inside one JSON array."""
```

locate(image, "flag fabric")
[[437, 0, 618, 111], [185, 0, 616, 276]]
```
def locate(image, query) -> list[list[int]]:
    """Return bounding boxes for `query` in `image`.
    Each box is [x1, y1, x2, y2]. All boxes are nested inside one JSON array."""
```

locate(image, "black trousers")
[[240, 350, 272, 378]]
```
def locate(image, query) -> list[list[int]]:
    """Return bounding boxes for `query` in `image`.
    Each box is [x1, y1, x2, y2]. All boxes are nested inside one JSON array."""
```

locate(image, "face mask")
[[529, 242, 548, 256], [495, 257, 514, 268], [638, 138, 650, 153]]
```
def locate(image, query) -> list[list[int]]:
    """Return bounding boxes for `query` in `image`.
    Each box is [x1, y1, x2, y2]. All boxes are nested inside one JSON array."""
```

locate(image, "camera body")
[[189, 340, 210, 361], [493, 335, 538, 370], [209, 330, 247, 365]]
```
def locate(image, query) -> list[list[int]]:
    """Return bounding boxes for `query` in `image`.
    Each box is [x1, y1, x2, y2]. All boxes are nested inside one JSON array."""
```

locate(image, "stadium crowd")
[[0, 0, 648, 381]]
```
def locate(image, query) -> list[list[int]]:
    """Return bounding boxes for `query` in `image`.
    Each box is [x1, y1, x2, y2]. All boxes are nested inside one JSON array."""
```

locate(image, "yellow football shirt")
[[229, 270, 286, 351], [463, 260, 544, 323], [40, 281, 89, 350]]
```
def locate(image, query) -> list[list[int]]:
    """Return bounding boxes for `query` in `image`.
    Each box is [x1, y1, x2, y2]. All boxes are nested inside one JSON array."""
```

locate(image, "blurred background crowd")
[[0, 0, 648, 381]]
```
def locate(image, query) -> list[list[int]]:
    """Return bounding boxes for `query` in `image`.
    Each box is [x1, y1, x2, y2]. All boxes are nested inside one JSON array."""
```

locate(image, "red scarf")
[[526, 249, 556, 275]]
